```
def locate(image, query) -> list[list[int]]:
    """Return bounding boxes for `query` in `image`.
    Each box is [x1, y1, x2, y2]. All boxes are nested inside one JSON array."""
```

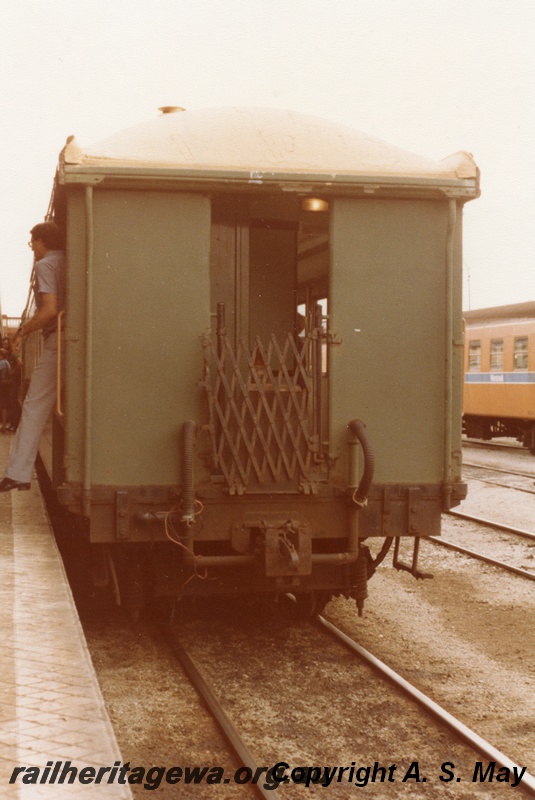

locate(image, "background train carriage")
[[33, 106, 479, 613], [463, 301, 535, 453]]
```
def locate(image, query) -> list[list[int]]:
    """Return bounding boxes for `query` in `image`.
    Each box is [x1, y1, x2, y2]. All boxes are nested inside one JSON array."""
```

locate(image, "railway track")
[[161, 608, 535, 798], [316, 614, 535, 796], [463, 462, 535, 481], [462, 462, 535, 495], [444, 449, 535, 577], [448, 510, 535, 542], [463, 438, 527, 453], [433, 511, 535, 581], [71, 458, 534, 800], [163, 623, 282, 800], [429, 536, 535, 582]]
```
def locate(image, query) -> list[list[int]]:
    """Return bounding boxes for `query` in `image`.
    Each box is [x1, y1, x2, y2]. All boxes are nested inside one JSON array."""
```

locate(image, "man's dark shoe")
[[0, 477, 31, 492]]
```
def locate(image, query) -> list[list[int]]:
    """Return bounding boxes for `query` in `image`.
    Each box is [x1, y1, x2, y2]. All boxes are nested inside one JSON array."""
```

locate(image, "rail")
[[315, 612, 535, 796], [161, 599, 535, 798], [428, 536, 535, 582], [162, 624, 284, 800], [447, 510, 535, 542]]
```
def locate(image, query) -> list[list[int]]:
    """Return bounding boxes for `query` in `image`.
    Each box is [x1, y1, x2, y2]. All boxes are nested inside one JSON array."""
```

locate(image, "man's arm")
[[12, 293, 58, 349]]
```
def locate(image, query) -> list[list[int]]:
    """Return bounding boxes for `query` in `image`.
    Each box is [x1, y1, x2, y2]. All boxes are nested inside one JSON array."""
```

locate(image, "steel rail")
[[316, 614, 535, 796], [427, 537, 535, 582], [462, 464, 535, 495], [462, 478, 535, 497], [463, 461, 535, 480], [463, 438, 524, 452], [447, 510, 535, 542], [162, 625, 283, 800]]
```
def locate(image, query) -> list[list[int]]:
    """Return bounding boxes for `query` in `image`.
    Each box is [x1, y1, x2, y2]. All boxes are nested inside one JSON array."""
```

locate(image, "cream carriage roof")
[[62, 107, 478, 185]]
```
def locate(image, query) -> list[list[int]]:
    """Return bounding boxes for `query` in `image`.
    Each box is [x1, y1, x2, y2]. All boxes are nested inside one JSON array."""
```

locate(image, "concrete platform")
[[0, 434, 132, 798]]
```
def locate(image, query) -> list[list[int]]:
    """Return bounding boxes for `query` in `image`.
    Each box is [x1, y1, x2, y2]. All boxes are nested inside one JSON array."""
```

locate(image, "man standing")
[[0, 221, 65, 491]]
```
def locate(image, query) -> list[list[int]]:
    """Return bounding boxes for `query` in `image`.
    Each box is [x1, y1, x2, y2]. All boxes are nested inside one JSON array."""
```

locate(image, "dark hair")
[[30, 221, 63, 250]]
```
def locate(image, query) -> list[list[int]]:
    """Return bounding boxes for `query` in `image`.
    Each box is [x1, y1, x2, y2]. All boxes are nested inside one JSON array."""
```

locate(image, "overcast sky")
[[1, 0, 534, 316]]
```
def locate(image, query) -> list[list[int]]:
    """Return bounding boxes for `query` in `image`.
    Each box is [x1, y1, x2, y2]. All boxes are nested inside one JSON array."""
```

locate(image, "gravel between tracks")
[[78, 444, 535, 799]]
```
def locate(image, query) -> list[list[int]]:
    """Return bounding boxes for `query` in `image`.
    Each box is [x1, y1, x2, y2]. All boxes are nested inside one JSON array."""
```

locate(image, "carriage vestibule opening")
[[209, 193, 329, 349]]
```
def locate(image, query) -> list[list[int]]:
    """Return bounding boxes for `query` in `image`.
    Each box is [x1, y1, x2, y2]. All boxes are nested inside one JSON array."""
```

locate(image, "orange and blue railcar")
[[463, 302, 535, 453]]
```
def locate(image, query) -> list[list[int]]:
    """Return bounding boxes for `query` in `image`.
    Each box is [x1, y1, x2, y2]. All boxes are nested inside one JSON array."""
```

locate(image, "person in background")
[[0, 221, 65, 491], [0, 348, 12, 433], [2, 336, 22, 432]]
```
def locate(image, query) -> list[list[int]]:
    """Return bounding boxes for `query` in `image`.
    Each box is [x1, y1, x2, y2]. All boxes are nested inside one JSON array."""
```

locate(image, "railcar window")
[[513, 336, 529, 370], [490, 339, 504, 371], [468, 340, 481, 372]]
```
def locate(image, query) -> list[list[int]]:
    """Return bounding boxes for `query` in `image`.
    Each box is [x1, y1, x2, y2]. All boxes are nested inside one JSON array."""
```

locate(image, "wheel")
[[293, 591, 331, 617]]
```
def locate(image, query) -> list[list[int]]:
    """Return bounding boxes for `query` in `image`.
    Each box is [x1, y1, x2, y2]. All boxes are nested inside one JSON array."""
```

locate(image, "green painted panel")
[[330, 198, 456, 483], [65, 189, 210, 485]]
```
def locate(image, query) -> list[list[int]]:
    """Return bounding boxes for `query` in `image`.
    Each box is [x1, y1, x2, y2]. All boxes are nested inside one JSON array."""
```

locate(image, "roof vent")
[[159, 106, 185, 114]]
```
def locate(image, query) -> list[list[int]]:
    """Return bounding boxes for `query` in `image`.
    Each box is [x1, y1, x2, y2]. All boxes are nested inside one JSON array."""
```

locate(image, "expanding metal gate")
[[202, 305, 325, 494]]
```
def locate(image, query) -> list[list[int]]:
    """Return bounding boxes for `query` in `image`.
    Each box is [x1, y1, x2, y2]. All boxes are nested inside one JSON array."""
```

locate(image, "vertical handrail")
[[83, 186, 94, 517], [55, 310, 65, 417], [313, 302, 323, 453], [215, 303, 226, 461], [443, 199, 457, 509]]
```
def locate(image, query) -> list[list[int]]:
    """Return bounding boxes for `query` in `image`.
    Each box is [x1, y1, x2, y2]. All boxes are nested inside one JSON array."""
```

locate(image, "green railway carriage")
[[40, 106, 479, 614]]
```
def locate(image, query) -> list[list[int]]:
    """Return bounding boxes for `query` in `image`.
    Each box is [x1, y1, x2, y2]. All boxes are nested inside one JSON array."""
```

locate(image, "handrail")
[[83, 185, 94, 517], [443, 199, 457, 508], [56, 310, 65, 417]]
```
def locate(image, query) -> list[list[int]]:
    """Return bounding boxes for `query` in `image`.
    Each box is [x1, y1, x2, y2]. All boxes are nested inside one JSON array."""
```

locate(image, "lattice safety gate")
[[201, 309, 326, 495]]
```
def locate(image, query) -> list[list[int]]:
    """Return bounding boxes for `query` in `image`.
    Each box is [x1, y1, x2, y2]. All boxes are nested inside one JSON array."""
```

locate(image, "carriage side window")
[[490, 339, 504, 371], [513, 336, 528, 370], [468, 340, 481, 372]]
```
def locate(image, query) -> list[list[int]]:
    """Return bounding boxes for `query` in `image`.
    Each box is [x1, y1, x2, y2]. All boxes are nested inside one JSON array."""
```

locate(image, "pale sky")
[[1, 0, 534, 317]]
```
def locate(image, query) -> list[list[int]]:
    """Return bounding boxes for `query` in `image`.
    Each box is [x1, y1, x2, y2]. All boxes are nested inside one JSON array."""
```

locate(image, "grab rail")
[[56, 310, 65, 417]]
